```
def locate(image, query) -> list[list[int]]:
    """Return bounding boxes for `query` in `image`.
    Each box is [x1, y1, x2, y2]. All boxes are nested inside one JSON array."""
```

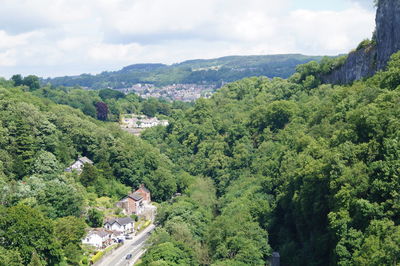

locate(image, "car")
[[126, 254, 132, 260], [125, 236, 133, 240]]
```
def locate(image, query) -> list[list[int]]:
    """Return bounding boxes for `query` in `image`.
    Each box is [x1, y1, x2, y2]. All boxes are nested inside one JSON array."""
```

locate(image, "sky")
[[0, 0, 376, 78]]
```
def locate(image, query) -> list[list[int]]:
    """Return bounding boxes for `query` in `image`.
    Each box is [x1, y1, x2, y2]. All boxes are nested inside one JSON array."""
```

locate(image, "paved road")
[[97, 224, 155, 266]]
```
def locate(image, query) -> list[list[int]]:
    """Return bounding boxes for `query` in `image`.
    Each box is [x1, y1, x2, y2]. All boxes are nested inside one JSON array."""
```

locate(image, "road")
[[97, 224, 155, 266]]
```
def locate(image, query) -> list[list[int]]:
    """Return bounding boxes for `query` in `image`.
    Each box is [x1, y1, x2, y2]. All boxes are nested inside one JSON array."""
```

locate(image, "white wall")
[[105, 222, 134, 233], [82, 234, 103, 248]]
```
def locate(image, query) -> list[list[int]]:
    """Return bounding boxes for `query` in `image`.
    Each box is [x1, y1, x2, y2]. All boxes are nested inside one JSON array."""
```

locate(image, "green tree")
[[0, 205, 62, 265], [86, 208, 104, 228], [23, 75, 41, 91], [354, 220, 400, 266], [80, 163, 99, 187], [0, 246, 23, 266], [11, 74, 23, 86], [54, 216, 87, 247], [140, 242, 196, 266], [37, 179, 84, 218], [30, 151, 61, 176], [27, 252, 44, 266]]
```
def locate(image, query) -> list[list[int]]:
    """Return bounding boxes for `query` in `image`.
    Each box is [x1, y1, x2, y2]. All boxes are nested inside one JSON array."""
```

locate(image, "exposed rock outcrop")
[[322, 46, 377, 84], [322, 0, 400, 84], [376, 0, 400, 70]]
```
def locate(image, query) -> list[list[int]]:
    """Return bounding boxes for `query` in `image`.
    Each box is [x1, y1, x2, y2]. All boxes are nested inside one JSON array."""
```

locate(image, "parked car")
[[126, 254, 132, 260], [125, 236, 133, 240]]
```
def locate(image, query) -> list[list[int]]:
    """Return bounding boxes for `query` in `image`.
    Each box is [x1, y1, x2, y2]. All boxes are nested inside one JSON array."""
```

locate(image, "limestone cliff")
[[322, 46, 377, 84], [322, 0, 400, 84], [376, 0, 400, 70]]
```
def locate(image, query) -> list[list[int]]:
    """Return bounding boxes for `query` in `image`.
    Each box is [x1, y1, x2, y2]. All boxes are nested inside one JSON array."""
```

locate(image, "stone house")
[[136, 184, 151, 202], [116, 192, 145, 215], [115, 184, 151, 215]]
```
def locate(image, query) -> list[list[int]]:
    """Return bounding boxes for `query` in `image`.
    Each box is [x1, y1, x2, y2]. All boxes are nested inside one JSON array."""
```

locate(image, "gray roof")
[[90, 229, 110, 238], [105, 217, 134, 226], [79, 157, 93, 164], [128, 192, 143, 201]]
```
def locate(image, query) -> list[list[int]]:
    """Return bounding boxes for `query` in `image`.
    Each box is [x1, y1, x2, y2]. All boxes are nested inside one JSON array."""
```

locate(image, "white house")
[[120, 114, 169, 129], [104, 217, 134, 234], [82, 229, 113, 249], [65, 157, 93, 173]]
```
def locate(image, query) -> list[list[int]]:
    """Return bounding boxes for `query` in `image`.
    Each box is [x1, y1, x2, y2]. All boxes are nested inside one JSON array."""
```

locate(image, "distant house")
[[104, 217, 134, 234], [65, 157, 93, 173], [116, 192, 145, 215], [116, 184, 151, 215], [120, 114, 169, 129], [82, 229, 113, 248]]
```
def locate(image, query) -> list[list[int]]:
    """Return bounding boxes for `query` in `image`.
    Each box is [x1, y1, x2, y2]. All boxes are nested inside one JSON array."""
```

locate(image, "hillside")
[[43, 54, 324, 90], [138, 50, 400, 266], [0, 79, 191, 265], [3, 1, 400, 265]]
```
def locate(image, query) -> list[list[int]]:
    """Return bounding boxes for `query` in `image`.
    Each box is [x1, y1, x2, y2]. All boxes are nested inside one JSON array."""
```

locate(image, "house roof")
[[89, 229, 111, 238], [79, 157, 93, 164], [137, 184, 150, 193], [105, 217, 134, 226], [127, 192, 143, 201]]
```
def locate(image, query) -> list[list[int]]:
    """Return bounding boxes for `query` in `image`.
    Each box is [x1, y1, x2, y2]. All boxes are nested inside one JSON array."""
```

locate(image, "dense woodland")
[[137, 52, 400, 265], [0, 80, 192, 265], [1, 50, 400, 265]]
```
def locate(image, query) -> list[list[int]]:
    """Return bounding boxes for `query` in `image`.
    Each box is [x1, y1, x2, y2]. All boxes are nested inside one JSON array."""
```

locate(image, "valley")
[[1, 1, 400, 266]]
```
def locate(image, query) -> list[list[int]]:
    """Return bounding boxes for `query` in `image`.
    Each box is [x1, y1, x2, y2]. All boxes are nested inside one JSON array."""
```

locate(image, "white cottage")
[[82, 229, 113, 248], [65, 157, 93, 173], [104, 217, 134, 234]]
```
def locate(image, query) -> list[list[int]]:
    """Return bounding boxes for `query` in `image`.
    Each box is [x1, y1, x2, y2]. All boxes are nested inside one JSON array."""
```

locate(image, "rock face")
[[376, 0, 400, 70], [322, 0, 400, 84], [322, 46, 377, 84]]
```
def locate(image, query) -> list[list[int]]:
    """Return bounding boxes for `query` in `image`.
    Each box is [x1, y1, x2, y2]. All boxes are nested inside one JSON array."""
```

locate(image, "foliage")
[[0, 205, 62, 265], [86, 208, 104, 228], [95, 101, 108, 121], [90, 250, 104, 264], [0, 246, 23, 266], [356, 39, 376, 51], [0, 82, 185, 263], [12, 74, 40, 90], [140, 52, 400, 265]]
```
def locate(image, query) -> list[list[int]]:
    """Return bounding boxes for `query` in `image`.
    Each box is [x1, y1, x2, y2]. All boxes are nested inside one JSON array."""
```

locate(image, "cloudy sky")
[[0, 0, 376, 78]]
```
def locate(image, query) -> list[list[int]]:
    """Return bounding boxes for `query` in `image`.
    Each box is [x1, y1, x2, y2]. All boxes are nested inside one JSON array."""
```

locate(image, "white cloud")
[[0, 0, 376, 78], [286, 7, 375, 53], [0, 30, 41, 49], [0, 50, 17, 67]]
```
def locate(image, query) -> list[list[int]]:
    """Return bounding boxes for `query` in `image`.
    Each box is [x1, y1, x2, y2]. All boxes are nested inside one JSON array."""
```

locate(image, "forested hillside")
[[0, 80, 191, 265], [43, 54, 323, 89], [2, 52, 400, 266], [137, 52, 400, 265]]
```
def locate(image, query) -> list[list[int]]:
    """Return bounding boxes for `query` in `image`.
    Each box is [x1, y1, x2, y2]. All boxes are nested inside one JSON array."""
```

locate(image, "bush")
[[356, 39, 375, 51], [90, 251, 104, 264]]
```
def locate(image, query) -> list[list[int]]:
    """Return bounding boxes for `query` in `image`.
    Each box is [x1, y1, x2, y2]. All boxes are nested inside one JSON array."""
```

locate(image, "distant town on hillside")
[[42, 54, 325, 101]]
